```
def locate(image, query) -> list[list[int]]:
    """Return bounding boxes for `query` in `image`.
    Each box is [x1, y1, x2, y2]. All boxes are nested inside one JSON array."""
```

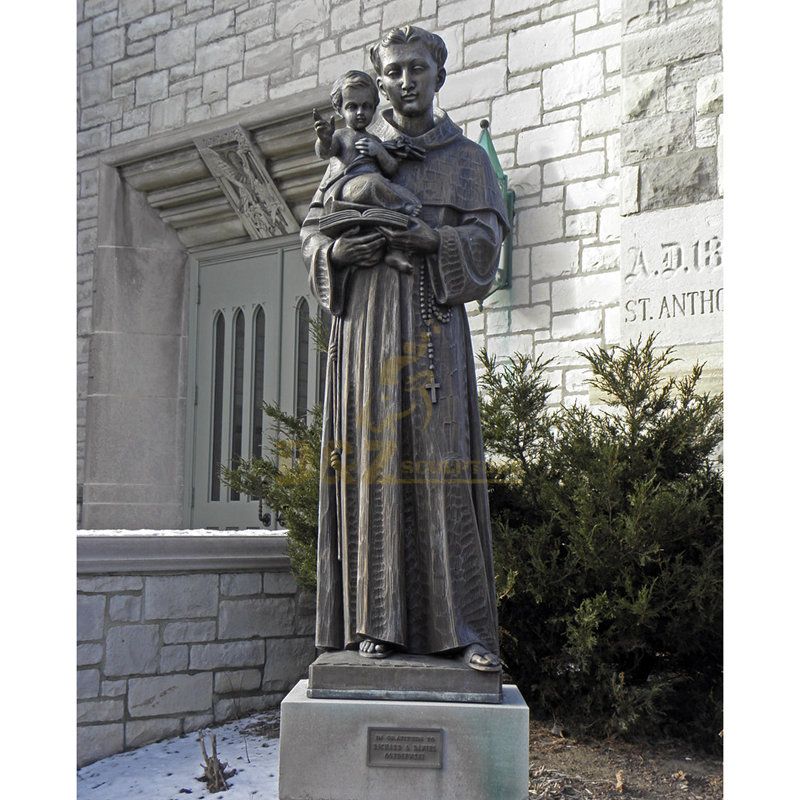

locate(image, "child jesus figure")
[[314, 70, 424, 272]]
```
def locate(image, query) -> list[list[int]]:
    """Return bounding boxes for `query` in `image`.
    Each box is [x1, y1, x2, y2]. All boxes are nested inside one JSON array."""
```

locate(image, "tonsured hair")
[[368, 26, 448, 73], [330, 70, 380, 116]]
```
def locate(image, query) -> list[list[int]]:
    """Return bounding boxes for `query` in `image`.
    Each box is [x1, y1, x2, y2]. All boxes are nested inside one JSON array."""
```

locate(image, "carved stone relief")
[[194, 125, 299, 239]]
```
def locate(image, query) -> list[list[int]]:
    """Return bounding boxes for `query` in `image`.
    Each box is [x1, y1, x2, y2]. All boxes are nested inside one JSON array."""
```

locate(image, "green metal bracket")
[[477, 118, 515, 303]]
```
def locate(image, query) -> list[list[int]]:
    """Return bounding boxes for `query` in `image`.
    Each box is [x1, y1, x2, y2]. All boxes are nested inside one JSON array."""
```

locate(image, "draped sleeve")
[[300, 174, 353, 318], [427, 209, 507, 306]]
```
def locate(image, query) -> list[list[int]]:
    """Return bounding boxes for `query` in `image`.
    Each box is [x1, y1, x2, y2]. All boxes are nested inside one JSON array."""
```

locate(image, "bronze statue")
[[301, 26, 509, 673]]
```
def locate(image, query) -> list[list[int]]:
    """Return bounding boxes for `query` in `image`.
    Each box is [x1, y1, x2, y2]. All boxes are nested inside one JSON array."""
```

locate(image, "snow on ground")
[[77, 712, 280, 800]]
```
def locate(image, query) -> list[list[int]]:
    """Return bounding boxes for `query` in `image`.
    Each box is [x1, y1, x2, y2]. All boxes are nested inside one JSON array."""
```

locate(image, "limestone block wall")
[[618, 0, 723, 389], [619, 0, 722, 214], [77, 0, 723, 497], [463, 0, 624, 406], [76, 534, 315, 766]]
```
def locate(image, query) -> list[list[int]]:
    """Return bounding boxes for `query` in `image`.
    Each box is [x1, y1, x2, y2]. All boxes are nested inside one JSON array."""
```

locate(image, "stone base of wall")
[[77, 532, 315, 767]]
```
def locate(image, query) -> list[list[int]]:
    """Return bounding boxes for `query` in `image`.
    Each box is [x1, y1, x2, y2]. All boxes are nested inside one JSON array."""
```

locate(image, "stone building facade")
[[76, 0, 723, 763], [78, 0, 723, 513]]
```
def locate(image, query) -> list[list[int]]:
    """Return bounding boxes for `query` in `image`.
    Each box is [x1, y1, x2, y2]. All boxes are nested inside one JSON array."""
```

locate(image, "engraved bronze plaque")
[[367, 728, 444, 769]]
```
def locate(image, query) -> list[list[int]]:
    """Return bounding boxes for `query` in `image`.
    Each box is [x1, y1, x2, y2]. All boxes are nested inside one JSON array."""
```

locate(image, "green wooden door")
[[189, 240, 318, 529]]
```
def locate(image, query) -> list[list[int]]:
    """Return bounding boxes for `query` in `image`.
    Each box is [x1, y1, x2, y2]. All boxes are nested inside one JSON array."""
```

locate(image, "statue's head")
[[330, 70, 380, 130], [369, 26, 448, 118]]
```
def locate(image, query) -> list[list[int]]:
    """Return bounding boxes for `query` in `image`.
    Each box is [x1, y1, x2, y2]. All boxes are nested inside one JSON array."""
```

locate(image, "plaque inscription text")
[[367, 728, 444, 769]]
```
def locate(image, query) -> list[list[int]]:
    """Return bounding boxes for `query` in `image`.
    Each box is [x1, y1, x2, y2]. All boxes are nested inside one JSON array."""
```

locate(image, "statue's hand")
[[330, 227, 385, 268], [313, 107, 335, 145], [354, 138, 382, 158], [379, 219, 440, 255]]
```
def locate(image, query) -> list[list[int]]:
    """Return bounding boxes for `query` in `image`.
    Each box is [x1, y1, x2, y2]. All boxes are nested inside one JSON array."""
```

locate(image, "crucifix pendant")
[[425, 373, 440, 404]]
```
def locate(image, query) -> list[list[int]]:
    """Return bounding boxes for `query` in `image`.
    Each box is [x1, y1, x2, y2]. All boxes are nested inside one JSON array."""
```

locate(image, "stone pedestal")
[[308, 650, 502, 703], [278, 680, 529, 800]]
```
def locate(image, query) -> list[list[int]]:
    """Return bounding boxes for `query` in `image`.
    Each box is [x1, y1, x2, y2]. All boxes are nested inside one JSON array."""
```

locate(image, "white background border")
[[3, 3, 799, 796]]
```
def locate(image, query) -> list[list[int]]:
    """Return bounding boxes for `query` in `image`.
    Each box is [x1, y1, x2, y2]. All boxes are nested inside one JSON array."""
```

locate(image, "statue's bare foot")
[[462, 644, 501, 672], [359, 638, 394, 659]]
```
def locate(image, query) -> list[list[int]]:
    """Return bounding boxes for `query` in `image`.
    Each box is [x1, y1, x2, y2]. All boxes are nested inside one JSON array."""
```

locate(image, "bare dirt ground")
[[528, 720, 723, 800]]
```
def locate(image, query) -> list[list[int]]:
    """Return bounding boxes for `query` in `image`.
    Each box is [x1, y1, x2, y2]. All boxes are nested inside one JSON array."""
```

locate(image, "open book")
[[318, 207, 410, 238]]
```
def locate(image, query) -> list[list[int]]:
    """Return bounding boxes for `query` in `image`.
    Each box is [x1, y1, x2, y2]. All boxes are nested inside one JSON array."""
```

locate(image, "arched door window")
[[251, 305, 266, 462], [209, 312, 226, 503], [295, 298, 310, 420], [317, 308, 331, 406], [229, 308, 246, 500]]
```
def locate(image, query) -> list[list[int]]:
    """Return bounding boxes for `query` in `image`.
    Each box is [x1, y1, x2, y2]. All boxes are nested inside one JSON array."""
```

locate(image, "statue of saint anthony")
[[301, 25, 510, 672]]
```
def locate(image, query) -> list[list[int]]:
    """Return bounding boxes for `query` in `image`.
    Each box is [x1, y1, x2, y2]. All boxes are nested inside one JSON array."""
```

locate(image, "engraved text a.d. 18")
[[620, 201, 723, 345], [624, 236, 722, 323]]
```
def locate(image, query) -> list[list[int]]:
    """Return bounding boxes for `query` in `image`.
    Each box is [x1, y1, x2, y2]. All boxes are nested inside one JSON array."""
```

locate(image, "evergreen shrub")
[[224, 334, 723, 748], [479, 335, 723, 749], [221, 402, 322, 592]]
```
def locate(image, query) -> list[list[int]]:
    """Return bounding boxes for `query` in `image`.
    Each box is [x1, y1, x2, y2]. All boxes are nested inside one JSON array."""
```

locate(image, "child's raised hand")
[[312, 108, 335, 143]]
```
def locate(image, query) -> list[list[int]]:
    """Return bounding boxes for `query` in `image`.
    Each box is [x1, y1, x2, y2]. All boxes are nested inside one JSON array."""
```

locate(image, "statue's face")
[[340, 85, 376, 131], [375, 42, 445, 117]]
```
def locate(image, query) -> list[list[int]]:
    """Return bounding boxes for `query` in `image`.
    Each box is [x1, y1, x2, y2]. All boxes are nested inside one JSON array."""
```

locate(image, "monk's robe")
[[301, 109, 510, 657]]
